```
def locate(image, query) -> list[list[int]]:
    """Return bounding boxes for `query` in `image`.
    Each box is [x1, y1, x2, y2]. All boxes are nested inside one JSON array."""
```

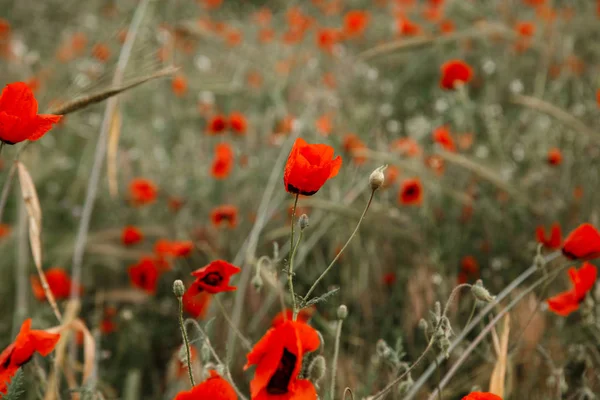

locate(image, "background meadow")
[[1, 0, 600, 399]]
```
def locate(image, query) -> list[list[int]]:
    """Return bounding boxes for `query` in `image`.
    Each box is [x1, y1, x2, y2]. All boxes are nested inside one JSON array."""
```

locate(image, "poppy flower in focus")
[[207, 115, 228, 135], [154, 239, 194, 258], [271, 307, 315, 327], [128, 257, 160, 294], [191, 260, 241, 294], [171, 75, 188, 96], [174, 370, 237, 400], [343, 10, 369, 37], [536, 223, 562, 249], [31, 268, 82, 301], [546, 262, 597, 316], [245, 320, 320, 399], [121, 226, 143, 246], [342, 134, 367, 164], [562, 223, 600, 260], [228, 111, 248, 135], [0, 319, 60, 394], [129, 178, 158, 206], [0, 82, 62, 145], [440, 60, 473, 90], [283, 138, 342, 196], [432, 125, 456, 152], [211, 142, 234, 179], [183, 281, 212, 318], [211, 204, 238, 228], [462, 393, 502, 400], [547, 148, 562, 166], [0, 223, 10, 238], [399, 178, 423, 205]]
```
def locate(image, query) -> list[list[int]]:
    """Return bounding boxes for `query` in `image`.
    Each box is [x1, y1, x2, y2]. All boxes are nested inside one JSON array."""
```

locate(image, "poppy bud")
[[471, 280, 496, 303], [173, 280, 185, 298], [369, 165, 386, 190], [418, 318, 428, 333], [298, 214, 309, 230], [251, 274, 263, 292], [308, 355, 327, 386], [337, 305, 348, 320], [439, 337, 451, 359]]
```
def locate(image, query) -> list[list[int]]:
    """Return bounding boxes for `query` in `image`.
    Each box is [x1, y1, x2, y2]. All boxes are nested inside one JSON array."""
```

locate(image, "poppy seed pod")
[[251, 274, 263, 292], [173, 280, 185, 298], [337, 305, 348, 320], [471, 280, 496, 303], [369, 165, 386, 190], [298, 214, 309, 230], [308, 355, 326, 386]]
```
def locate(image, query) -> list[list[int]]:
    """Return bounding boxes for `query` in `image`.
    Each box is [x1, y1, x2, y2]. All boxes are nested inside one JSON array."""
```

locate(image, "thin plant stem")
[[434, 357, 443, 400], [303, 190, 375, 301], [290, 193, 299, 250], [214, 296, 252, 351], [177, 297, 195, 387], [0, 141, 4, 156], [330, 318, 344, 400], [464, 301, 478, 330], [427, 264, 569, 400], [0, 162, 17, 224], [289, 230, 303, 320], [288, 193, 299, 317]]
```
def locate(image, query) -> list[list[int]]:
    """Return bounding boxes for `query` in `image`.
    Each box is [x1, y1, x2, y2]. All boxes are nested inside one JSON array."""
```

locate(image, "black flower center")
[[202, 272, 223, 287], [267, 349, 297, 394]]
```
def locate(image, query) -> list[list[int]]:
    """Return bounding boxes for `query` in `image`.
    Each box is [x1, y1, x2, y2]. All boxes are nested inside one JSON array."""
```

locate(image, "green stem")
[[464, 301, 478, 330], [303, 190, 375, 301], [330, 318, 344, 400], [289, 230, 303, 320], [214, 296, 252, 350], [178, 297, 195, 387], [0, 141, 5, 156], [290, 194, 299, 250], [287, 194, 299, 317]]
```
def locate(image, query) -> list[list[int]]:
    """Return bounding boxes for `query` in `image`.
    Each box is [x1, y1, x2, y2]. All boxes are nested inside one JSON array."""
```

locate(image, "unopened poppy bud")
[[439, 337, 451, 359], [471, 280, 496, 303], [369, 165, 386, 190], [298, 214, 309, 230], [173, 280, 185, 298], [337, 305, 348, 320], [251, 274, 263, 292], [308, 355, 326, 386], [418, 318, 428, 332]]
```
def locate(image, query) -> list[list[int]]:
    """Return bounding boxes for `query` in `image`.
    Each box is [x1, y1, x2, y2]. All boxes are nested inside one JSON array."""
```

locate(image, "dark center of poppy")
[[405, 185, 417, 196], [139, 271, 147, 287], [266, 348, 297, 394], [202, 272, 223, 286]]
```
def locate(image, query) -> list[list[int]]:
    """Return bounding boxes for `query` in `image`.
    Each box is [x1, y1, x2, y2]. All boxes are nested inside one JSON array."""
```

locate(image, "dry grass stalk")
[[107, 107, 122, 198], [489, 313, 511, 397]]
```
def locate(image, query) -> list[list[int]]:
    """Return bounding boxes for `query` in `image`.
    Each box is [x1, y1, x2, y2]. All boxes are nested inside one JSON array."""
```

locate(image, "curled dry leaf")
[[489, 313, 510, 397], [107, 107, 122, 198]]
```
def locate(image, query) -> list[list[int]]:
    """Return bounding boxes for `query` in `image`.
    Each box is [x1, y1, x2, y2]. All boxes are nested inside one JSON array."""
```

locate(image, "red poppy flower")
[[458, 255, 479, 284], [0, 82, 62, 145], [396, 15, 422, 36], [191, 260, 241, 294], [122, 226, 143, 246], [515, 21, 535, 36], [207, 115, 228, 135], [0, 319, 60, 394], [0, 223, 10, 238], [100, 307, 117, 334], [391, 137, 422, 157], [439, 19, 455, 34], [183, 281, 212, 318], [174, 370, 236, 400], [129, 178, 158, 206], [316, 28, 339, 53], [342, 134, 367, 165], [92, 43, 111, 62], [382, 272, 397, 287], [245, 320, 320, 399], [271, 307, 315, 327], [383, 166, 400, 188], [211, 205, 238, 228], [128, 257, 160, 294], [30, 268, 82, 301], [211, 142, 234, 179], [229, 112, 248, 135], [168, 196, 185, 212], [343, 10, 369, 37], [283, 138, 342, 196], [172, 75, 188, 96], [547, 148, 562, 166], [462, 393, 502, 400], [440, 60, 474, 90], [399, 178, 423, 205], [547, 262, 597, 316], [562, 223, 600, 260], [154, 239, 194, 258], [432, 125, 456, 152], [536, 223, 562, 249]]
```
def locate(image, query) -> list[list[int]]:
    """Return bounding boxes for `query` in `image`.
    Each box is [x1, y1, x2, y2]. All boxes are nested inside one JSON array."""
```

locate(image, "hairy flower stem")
[[303, 190, 375, 302], [330, 318, 344, 400], [214, 296, 252, 351], [368, 284, 471, 400], [177, 297, 195, 387], [290, 231, 303, 320], [464, 301, 478, 330], [288, 194, 299, 317], [0, 142, 4, 156], [0, 162, 17, 224]]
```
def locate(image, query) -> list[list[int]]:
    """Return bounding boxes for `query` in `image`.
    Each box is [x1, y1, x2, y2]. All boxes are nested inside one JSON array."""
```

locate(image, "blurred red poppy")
[[154, 239, 193, 258], [536, 223, 562, 249], [515, 21, 535, 36], [0, 223, 10, 238], [562, 223, 600, 260], [0, 82, 62, 145], [283, 138, 342, 196], [128, 257, 160, 294], [399, 178, 423, 205], [343, 10, 369, 37], [462, 393, 502, 400], [547, 262, 597, 316], [211, 204, 238, 228], [245, 320, 320, 399], [228, 111, 248, 135], [191, 260, 241, 294], [547, 148, 562, 166], [207, 115, 228, 135], [122, 226, 143, 246], [440, 60, 473, 90], [390, 137, 422, 157], [211, 142, 234, 179], [171, 75, 188, 96], [432, 125, 456, 152], [183, 281, 212, 318], [31, 268, 82, 301], [174, 370, 236, 400], [342, 133, 367, 164], [129, 178, 158, 206]]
